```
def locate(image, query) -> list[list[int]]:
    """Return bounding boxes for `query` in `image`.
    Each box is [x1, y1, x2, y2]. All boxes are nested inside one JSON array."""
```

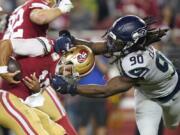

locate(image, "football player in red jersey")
[[0, 35, 78, 134], [0, 38, 69, 135], [3, 0, 73, 39], [2, 0, 77, 134]]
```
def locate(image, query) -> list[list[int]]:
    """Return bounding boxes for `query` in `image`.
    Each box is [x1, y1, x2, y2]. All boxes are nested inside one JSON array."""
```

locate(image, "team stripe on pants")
[[46, 87, 66, 116], [0, 91, 38, 135]]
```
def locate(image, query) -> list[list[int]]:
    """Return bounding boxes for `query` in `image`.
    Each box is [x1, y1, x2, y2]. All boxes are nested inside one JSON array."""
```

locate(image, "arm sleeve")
[[29, 2, 50, 10], [11, 37, 52, 57]]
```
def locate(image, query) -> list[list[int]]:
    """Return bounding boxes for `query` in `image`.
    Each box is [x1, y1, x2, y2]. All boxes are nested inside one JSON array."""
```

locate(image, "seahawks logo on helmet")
[[132, 28, 147, 43]]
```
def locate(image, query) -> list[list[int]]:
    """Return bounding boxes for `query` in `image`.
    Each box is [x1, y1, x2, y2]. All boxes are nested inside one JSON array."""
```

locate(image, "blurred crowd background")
[[0, 0, 180, 135]]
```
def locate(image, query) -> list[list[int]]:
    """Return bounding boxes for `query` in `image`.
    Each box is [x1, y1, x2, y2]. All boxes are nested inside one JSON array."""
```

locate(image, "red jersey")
[[3, 0, 49, 39], [1, 38, 59, 100], [1, 55, 55, 99]]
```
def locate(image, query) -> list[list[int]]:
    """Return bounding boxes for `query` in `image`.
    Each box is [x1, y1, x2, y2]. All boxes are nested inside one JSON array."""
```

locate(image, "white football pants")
[[134, 90, 162, 135]]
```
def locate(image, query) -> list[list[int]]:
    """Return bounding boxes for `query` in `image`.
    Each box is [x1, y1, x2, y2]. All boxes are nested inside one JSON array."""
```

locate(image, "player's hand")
[[0, 71, 21, 84], [51, 75, 77, 95], [23, 72, 41, 93], [58, 0, 74, 14], [55, 30, 75, 53]]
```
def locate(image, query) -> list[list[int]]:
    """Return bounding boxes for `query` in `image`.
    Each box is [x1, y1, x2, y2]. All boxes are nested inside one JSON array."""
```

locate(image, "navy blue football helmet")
[[106, 15, 147, 55]]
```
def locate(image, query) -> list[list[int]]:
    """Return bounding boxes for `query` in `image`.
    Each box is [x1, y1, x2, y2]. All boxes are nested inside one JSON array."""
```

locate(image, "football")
[[7, 57, 22, 81]]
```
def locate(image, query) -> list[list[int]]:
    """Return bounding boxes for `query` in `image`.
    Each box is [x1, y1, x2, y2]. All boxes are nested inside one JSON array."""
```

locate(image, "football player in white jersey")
[[50, 15, 180, 135]]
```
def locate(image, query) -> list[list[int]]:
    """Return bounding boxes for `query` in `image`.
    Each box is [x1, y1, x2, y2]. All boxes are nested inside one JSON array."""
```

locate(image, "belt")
[[155, 71, 180, 103]]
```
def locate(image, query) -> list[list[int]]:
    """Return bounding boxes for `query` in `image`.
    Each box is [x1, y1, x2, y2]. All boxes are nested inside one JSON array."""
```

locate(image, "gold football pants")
[[37, 86, 66, 121], [0, 90, 66, 135]]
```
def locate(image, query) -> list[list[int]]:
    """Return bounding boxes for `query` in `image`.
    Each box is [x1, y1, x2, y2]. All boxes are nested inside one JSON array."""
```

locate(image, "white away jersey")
[[117, 46, 178, 99]]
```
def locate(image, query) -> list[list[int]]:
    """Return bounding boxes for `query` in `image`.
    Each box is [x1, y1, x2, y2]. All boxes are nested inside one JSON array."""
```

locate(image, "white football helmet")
[[55, 45, 95, 78]]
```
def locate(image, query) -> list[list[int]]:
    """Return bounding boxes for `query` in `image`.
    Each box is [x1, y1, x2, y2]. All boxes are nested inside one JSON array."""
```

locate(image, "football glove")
[[58, 0, 74, 14], [58, 30, 75, 43], [51, 75, 77, 95], [55, 30, 75, 53]]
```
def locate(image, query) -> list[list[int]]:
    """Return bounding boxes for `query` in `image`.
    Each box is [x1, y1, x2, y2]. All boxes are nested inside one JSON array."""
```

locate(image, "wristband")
[[0, 66, 8, 74]]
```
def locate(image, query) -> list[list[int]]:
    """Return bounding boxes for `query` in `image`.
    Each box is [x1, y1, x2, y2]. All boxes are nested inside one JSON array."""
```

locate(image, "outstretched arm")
[[51, 75, 134, 98], [76, 76, 134, 98], [56, 30, 123, 54], [74, 38, 108, 55]]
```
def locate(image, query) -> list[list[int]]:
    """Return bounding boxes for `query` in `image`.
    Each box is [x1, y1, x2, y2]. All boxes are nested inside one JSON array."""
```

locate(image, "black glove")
[[51, 75, 78, 95], [54, 30, 75, 53], [59, 30, 75, 43]]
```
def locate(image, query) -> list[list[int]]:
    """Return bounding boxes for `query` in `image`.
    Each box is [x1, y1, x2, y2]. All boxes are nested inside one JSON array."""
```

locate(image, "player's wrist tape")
[[0, 66, 8, 74]]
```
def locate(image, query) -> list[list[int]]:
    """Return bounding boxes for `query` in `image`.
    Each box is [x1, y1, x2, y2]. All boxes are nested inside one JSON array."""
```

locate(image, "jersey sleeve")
[[29, 1, 50, 10], [11, 37, 52, 57], [121, 51, 150, 79]]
